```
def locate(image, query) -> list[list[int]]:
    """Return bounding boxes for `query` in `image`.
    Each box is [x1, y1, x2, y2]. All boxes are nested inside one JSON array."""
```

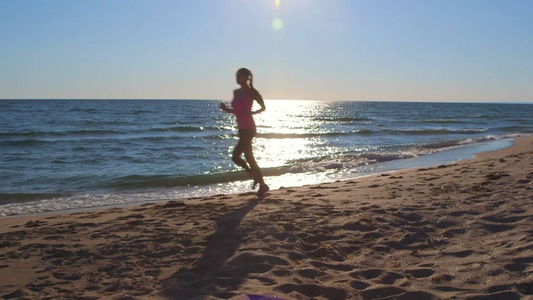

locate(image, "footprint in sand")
[[482, 214, 527, 223], [24, 220, 48, 228], [503, 263, 526, 272], [310, 261, 353, 271], [436, 220, 458, 229], [350, 269, 405, 284], [477, 222, 515, 233], [392, 212, 424, 222], [513, 256, 533, 264], [272, 267, 292, 277], [361, 286, 406, 299], [350, 280, 370, 290], [450, 210, 481, 217], [310, 185, 339, 190], [405, 268, 435, 278], [463, 290, 522, 300], [296, 268, 327, 279], [52, 272, 82, 281], [442, 249, 475, 258], [341, 221, 377, 232], [143, 247, 183, 259]]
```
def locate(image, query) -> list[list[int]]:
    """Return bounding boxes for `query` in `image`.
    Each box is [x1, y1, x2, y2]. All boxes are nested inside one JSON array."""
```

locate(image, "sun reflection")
[[251, 100, 334, 171], [255, 138, 312, 168]]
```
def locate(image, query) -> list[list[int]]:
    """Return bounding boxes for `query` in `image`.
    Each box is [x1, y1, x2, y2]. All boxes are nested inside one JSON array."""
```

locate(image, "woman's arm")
[[220, 102, 234, 113], [252, 92, 266, 115], [220, 91, 234, 113]]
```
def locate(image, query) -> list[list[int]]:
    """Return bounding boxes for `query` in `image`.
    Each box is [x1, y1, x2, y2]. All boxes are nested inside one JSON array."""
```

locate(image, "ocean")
[[1, 100, 531, 216]]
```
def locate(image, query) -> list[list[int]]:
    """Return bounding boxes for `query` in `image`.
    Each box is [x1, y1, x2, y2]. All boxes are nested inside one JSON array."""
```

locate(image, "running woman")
[[220, 68, 270, 196]]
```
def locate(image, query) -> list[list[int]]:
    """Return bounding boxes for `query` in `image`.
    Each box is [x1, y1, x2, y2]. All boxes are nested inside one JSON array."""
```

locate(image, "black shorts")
[[238, 129, 256, 140]]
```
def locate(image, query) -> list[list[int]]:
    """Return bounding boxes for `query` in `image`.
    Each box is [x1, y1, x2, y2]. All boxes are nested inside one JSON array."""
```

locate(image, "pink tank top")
[[231, 89, 256, 129]]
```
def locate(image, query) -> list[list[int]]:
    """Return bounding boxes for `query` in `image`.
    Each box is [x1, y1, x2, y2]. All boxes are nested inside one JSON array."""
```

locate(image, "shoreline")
[[0, 136, 531, 299], [0, 135, 522, 218]]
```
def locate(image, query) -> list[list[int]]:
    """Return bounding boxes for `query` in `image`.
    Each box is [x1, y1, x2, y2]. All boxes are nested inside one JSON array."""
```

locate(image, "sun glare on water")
[[252, 100, 330, 166], [248, 100, 342, 188]]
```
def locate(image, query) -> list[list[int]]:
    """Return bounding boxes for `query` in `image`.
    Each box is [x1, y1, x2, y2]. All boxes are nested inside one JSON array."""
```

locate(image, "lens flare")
[[275, 0, 281, 7], [272, 18, 283, 30]]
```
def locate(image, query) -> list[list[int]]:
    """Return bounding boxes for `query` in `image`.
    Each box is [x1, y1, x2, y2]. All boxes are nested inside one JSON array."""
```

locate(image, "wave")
[[497, 126, 533, 133], [419, 139, 465, 149], [0, 139, 54, 146], [126, 136, 185, 143], [70, 108, 99, 113], [509, 119, 533, 124], [258, 132, 343, 139], [81, 120, 130, 126], [102, 171, 276, 190], [386, 128, 488, 135], [103, 150, 425, 191], [61, 129, 123, 136], [417, 136, 496, 150], [419, 119, 466, 124], [0, 193, 71, 205], [286, 152, 416, 173], [148, 126, 205, 133], [257, 130, 375, 139], [0, 126, 215, 141], [132, 110, 155, 115], [255, 128, 489, 139], [1, 126, 501, 143], [313, 117, 372, 123], [202, 130, 374, 140], [0, 129, 124, 139], [414, 134, 529, 153]]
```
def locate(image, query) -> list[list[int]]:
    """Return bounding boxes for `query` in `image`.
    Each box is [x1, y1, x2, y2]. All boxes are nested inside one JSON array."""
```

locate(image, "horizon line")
[[0, 98, 532, 104]]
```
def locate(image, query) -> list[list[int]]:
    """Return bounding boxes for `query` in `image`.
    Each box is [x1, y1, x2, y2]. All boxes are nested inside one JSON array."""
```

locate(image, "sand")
[[0, 137, 532, 300]]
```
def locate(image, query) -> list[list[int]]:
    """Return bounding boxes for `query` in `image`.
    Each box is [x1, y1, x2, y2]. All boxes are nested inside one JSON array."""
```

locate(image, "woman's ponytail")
[[249, 73, 254, 89], [248, 72, 260, 97]]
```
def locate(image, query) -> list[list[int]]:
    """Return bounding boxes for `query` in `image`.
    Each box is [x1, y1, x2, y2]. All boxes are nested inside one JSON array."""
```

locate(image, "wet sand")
[[1, 137, 532, 299]]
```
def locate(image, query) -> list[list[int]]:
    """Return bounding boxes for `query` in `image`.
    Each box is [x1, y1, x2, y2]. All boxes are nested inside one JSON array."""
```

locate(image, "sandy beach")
[[1, 137, 531, 299]]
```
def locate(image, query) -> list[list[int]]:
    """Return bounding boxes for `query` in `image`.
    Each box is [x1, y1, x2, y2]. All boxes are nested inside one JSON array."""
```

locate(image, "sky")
[[1, 0, 532, 102]]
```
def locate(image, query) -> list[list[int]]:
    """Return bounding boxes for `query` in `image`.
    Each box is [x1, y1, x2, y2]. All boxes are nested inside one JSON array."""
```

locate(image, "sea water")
[[1, 100, 531, 216]]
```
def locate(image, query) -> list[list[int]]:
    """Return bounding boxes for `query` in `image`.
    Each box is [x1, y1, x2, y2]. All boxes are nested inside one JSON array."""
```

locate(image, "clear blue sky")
[[1, 0, 532, 102]]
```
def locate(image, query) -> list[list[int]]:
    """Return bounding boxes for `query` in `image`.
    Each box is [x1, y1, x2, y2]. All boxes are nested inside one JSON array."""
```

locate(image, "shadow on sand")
[[160, 198, 262, 299]]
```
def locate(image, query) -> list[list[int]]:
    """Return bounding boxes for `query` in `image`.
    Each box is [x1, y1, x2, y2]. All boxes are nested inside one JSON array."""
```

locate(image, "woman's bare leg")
[[240, 131, 269, 195], [232, 137, 260, 189], [232, 139, 250, 172]]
